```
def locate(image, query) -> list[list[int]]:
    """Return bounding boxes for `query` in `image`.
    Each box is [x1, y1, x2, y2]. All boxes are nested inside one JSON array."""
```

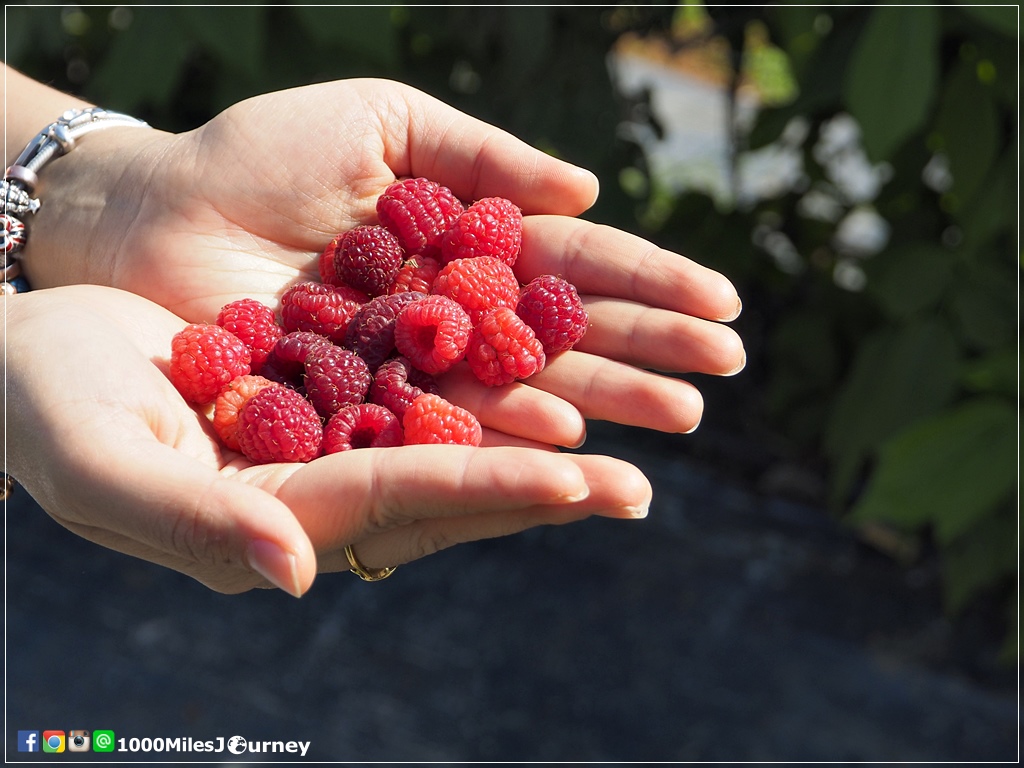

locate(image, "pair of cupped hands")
[[6, 78, 745, 597]]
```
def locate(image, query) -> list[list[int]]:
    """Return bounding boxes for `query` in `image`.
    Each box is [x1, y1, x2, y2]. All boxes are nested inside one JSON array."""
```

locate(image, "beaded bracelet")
[[2, 106, 150, 295]]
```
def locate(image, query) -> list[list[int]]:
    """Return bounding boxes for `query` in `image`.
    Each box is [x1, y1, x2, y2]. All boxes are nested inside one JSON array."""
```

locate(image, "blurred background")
[[5, 3, 1018, 762]]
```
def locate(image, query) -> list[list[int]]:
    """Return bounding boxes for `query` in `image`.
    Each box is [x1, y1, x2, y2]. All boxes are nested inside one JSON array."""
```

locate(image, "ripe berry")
[[376, 177, 464, 259], [466, 307, 546, 387], [389, 256, 441, 295], [216, 298, 283, 373], [280, 281, 367, 342], [169, 323, 251, 405], [332, 225, 405, 297], [318, 233, 344, 286], [261, 331, 333, 390], [344, 291, 427, 372], [323, 403, 404, 453], [393, 294, 472, 375], [440, 197, 522, 266], [236, 385, 323, 464], [369, 355, 441, 419], [516, 275, 589, 354], [431, 256, 520, 324], [212, 375, 279, 451], [304, 344, 372, 417], [403, 393, 482, 446]]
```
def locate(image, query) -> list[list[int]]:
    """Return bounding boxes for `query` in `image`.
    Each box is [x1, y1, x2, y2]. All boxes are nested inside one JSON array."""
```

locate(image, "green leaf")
[[175, 6, 267, 77], [959, 4, 1019, 37], [291, 5, 399, 71], [849, 398, 1017, 544], [942, 508, 1017, 615], [844, 5, 940, 161], [948, 261, 1017, 351], [866, 243, 955, 320], [961, 347, 1018, 398]]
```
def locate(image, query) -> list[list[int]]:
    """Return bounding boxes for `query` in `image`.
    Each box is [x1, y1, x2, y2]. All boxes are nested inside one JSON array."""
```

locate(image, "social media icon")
[[42, 730, 65, 753], [68, 730, 91, 752], [92, 729, 116, 753], [17, 731, 40, 752]]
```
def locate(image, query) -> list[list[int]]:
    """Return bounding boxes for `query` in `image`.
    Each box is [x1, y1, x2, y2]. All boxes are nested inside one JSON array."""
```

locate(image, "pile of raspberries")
[[168, 177, 590, 464]]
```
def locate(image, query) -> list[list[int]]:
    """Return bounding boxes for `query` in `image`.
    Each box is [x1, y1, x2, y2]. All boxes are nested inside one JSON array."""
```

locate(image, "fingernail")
[[726, 350, 747, 377], [627, 502, 650, 519], [246, 539, 302, 598], [568, 431, 587, 450]]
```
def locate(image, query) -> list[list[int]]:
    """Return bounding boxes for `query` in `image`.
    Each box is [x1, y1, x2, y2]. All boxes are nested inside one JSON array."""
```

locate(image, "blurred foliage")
[[4, 4, 1018, 653]]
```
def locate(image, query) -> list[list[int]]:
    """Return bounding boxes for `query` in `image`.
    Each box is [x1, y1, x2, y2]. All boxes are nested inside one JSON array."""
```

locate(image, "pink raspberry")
[[516, 275, 589, 354], [304, 344, 372, 417], [344, 291, 428, 372], [466, 307, 546, 387], [389, 256, 441, 295], [393, 294, 472, 375], [376, 177, 464, 259], [236, 386, 323, 464], [323, 403, 404, 453], [215, 298, 283, 373], [403, 393, 482, 446], [331, 225, 405, 297], [212, 375, 279, 452], [169, 323, 251, 405], [440, 197, 523, 266], [261, 331, 333, 390], [369, 355, 441, 420], [431, 256, 520, 324], [280, 281, 368, 342]]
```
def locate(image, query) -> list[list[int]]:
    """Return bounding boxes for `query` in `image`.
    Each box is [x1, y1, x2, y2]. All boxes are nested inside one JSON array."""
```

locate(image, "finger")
[[575, 296, 746, 376], [525, 350, 705, 434], [516, 216, 742, 322], [479, 429, 561, 451]]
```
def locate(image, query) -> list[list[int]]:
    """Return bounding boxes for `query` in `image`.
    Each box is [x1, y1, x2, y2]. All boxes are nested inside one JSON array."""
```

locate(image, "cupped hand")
[[4, 285, 651, 595]]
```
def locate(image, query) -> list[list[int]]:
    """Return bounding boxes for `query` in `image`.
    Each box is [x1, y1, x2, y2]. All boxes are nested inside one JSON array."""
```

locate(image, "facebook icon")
[[18, 731, 40, 752]]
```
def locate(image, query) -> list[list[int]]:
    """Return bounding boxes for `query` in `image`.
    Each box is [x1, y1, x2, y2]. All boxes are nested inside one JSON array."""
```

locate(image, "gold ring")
[[344, 544, 396, 582]]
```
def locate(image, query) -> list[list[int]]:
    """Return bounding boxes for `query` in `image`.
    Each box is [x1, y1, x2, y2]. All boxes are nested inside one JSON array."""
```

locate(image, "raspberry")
[[323, 403, 404, 453], [431, 256, 520, 324], [216, 298, 283, 373], [403, 393, 482, 446], [212, 375, 279, 451], [389, 256, 441, 295], [332, 225, 405, 297], [440, 197, 523, 266], [318, 233, 344, 286], [393, 294, 472, 375], [516, 275, 590, 354], [344, 291, 427, 372], [169, 323, 251, 405], [236, 385, 323, 464], [304, 344, 372, 417], [376, 177, 464, 259], [369, 355, 441, 419], [280, 281, 368, 342], [261, 331, 333, 390], [466, 307, 546, 387]]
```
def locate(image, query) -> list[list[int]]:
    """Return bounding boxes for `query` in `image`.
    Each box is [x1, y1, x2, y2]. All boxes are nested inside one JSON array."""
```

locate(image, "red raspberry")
[[403, 393, 482, 446], [376, 177, 464, 259], [323, 403, 404, 453], [516, 275, 590, 354], [169, 323, 251, 405], [261, 331, 333, 390], [344, 291, 427, 372], [332, 225, 405, 297], [280, 281, 368, 342], [236, 385, 323, 464], [304, 344, 372, 417], [216, 298, 283, 373], [440, 197, 523, 266], [212, 375, 279, 451], [466, 307, 546, 387], [369, 355, 441, 420], [389, 256, 441, 295], [431, 256, 520, 324], [318, 233, 344, 285], [393, 294, 472, 375]]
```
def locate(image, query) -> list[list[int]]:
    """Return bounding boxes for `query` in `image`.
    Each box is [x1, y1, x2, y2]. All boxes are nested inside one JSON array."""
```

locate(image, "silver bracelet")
[[2, 106, 150, 295]]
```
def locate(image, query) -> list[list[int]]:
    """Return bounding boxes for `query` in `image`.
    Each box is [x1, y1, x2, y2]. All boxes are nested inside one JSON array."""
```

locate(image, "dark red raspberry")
[[440, 197, 523, 266], [212, 375, 279, 451], [431, 256, 520, 324], [236, 385, 323, 464], [516, 275, 589, 354], [393, 294, 472, 375], [403, 393, 482, 446], [169, 323, 251, 405], [376, 177, 464, 259], [318, 233, 344, 285], [261, 331, 333, 390], [389, 256, 441, 295], [304, 344, 372, 417], [332, 225, 405, 297], [216, 298, 283, 373], [466, 307, 546, 387], [323, 403, 404, 453], [369, 355, 441, 420], [344, 291, 427, 372], [280, 281, 368, 342]]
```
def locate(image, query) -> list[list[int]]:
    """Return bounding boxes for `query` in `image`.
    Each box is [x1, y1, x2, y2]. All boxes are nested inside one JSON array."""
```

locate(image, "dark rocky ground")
[[5, 419, 1018, 763]]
